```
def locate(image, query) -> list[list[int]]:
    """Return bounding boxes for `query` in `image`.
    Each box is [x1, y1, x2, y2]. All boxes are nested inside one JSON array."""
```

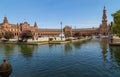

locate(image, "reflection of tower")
[[100, 39, 108, 61], [99, 6, 109, 36]]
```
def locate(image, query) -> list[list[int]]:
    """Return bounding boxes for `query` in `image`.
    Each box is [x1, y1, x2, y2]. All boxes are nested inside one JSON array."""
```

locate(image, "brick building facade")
[[0, 7, 110, 39], [0, 17, 39, 39]]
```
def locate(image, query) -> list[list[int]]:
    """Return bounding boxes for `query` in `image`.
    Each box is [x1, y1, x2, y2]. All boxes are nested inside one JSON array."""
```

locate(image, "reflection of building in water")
[[100, 38, 108, 61]]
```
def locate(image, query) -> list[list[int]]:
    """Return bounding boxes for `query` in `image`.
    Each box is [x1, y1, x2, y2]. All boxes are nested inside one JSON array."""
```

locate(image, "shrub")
[[49, 38, 53, 41], [4, 31, 14, 40], [19, 30, 33, 42]]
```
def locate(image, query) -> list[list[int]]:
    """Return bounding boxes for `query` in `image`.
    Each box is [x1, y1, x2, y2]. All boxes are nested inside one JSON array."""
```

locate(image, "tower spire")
[[104, 6, 106, 10], [3, 16, 8, 23], [34, 22, 38, 28], [99, 6, 109, 36], [102, 6, 107, 23]]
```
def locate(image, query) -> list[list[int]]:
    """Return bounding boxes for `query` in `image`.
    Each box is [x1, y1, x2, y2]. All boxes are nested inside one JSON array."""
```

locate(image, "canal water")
[[0, 39, 120, 77]]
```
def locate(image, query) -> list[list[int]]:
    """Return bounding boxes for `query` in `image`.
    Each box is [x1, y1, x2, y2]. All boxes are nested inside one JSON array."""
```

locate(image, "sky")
[[0, 0, 120, 29]]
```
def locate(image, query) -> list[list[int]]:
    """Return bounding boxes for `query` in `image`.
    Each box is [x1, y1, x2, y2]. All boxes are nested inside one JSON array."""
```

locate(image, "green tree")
[[64, 31, 71, 38], [0, 33, 2, 39], [112, 10, 120, 36], [19, 30, 33, 42], [74, 32, 80, 37], [4, 31, 14, 40]]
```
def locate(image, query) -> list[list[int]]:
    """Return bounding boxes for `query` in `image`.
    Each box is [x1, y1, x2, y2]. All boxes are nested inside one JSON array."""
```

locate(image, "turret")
[[34, 22, 38, 28], [99, 6, 109, 36], [3, 16, 8, 24], [102, 6, 107, 24]]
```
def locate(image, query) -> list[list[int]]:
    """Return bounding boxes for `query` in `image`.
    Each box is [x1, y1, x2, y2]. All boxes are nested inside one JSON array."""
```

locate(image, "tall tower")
[[102, 6, 107, 26], [34, 22, 38, 28], [3, 16, 8, 24], [99, 6, 109, 36]]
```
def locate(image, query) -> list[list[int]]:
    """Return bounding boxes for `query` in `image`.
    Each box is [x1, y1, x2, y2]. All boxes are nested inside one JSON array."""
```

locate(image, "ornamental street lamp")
[[110, 21, 113, 43], [60, 22, 63, 40]]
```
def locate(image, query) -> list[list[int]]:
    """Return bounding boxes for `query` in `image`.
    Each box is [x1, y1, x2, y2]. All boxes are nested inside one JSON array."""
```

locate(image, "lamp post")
[[110, 21, 113, 43], [60, 22, 63, 40], [74, 26, 76, 38], [75, 26, 76, 36]]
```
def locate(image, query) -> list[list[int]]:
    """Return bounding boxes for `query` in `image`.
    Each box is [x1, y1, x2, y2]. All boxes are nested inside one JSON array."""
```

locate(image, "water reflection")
[[64, 43, 72, 53], [1, 39, 120, 77], [0, 44, 38, 59], [72, 41, 81, 49], [100, 38, 120, 67], [19, 45, 37, 58], [49, 44, 55, 49], [100, 39, 108, 52], [100, 39, 108, 61], [2, 44, 15, 58], [109, 46, 120, 66]]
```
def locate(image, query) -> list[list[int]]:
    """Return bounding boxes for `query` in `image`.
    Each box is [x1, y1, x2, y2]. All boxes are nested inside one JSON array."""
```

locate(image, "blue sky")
[[0, 0, 120, 29]]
